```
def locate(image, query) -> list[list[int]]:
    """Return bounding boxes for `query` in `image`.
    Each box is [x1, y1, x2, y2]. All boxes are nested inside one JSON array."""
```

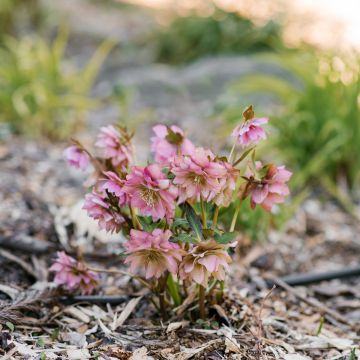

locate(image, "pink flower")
[[83, 191, 125, 233], [232, 117, 268, 147], [95, 125, 133, 169], [98, 171, 128, 207], [123, 164, 178, 222], [151, 124, 195, 165], [49, 251, 98, 295], [179, 240, 232, 287], [64, 145, 90, 170], [213, 161, 239, 207], [247, 162, 292, 211], [124, 229, 183, 279], [171, 147, 227, 203]]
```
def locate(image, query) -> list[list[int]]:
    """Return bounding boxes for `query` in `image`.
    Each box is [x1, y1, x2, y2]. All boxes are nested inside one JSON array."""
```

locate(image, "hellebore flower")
[[247, 162, 292, 211], [232, 117, 268, 147], [123, 164, 178, 222], [179, 240, 232, 287], [124, 229, 183, 279], [213, 160, 239, 207], [64, 145, 90, 170], [50, 251, 98, 295], [151, 124, 195, 165], [95, 125, 133, 169], [171, 147, 227, 203], [99, 171, 128, 207], [83, 191, 125, 233]]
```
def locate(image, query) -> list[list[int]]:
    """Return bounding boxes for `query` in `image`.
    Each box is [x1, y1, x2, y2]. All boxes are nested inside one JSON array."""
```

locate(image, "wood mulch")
[[0, 137, 359, 359]]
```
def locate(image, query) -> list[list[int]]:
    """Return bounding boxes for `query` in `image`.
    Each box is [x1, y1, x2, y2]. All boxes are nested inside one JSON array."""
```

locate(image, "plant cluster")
[[153, 6, 284, 64], [0, 30, 113, 139], [52, 106, 291, 319], [225, 54, 360, 202]]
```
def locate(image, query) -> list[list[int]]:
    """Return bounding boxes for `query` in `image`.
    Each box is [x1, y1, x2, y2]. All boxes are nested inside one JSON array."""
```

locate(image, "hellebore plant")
[[52, 105, 292, 320]]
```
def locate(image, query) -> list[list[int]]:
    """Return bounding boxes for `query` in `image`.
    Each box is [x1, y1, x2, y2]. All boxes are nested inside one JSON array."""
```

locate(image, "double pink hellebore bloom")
[[63, 145, 90, 171], [179, 240, 232, 287], [95, 125, 133, 169], [151, 124, 195, 165], [171, 147, 228, 203], [83, 191, 125, 233], [123, 164, 178, 222], [247, 162, 292, 211], [125, 229, 183, 279], [232, 117, 268, 147], [50, 252, 98, 295]]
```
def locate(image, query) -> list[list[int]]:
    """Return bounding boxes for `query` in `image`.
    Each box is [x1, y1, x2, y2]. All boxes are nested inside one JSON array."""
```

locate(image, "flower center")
[[192, 174, 204, 185], [140, 188, 157, 207]]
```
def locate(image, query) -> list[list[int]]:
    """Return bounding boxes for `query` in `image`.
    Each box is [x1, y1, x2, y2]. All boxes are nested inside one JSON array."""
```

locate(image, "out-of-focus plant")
[[0, 0, 44, 38], [219, 53, 360, 208], [152, 5, 284, 64], [0, 30, 114, 139], [54, 105, 292, 320]]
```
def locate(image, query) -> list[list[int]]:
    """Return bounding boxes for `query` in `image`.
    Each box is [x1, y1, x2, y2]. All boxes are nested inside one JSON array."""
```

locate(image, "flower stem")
[[229, 183, 250, 232], [212, 206, 219, 229], [199, 285, 206, 319], [200, 196, 207, 229], [129, 206, 142, 230], [228, 143, 236, 162], [167, 273, 181, 307], [229, 198, 242, 232]]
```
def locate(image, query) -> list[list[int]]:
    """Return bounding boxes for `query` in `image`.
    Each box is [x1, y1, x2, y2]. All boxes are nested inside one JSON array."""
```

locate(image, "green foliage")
[[153, 6, 284, 64], [0, 30, 113, 139], [220, 52, 360, 200]]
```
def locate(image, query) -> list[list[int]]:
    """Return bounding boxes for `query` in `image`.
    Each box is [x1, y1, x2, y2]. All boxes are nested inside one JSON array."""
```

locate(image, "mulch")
[[0, 137, 359, 359]]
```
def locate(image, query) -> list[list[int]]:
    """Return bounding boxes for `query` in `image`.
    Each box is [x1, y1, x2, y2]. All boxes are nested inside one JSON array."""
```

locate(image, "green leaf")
[[173, 218, 189, 228], [349, 348, 356, 360], [233, 146, 255, 166], [214, 232, 237, 244], [40, 352, 47, 360], [180, 202, 204, 242], [36, 337, 45, 348], [172, 233, 197, 244], [51, 328, 60, 341], [6, 321, 14, 332], [167, 273, 181, 307]]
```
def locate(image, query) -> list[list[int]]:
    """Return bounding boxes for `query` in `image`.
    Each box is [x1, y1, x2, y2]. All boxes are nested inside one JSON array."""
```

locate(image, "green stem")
[[228, 143, 236, 162], [200, 196, 207, 229], [212, 206, 219, 230], [167, 273, 181, 307], [229, 198, 242, 232], [129, 206, 142, 230], [199, 285, 206, 319]]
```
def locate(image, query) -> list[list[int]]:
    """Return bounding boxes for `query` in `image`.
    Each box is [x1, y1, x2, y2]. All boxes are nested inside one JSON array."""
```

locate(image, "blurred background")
[[0, 0, 359, 249]]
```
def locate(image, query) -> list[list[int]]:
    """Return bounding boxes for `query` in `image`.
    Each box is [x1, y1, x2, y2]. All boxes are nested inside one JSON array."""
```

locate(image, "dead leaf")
[[62, 331, 87, 347], [112, 296, 142, 330], [129, 346, 154, 360], [67, 348, 91, 359], [166, 321, 189, 333], [64, 306, 91, 323]]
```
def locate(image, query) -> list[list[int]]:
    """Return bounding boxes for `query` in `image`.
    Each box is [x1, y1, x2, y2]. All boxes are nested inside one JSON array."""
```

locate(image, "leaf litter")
[[0, 138, 360, 359]]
